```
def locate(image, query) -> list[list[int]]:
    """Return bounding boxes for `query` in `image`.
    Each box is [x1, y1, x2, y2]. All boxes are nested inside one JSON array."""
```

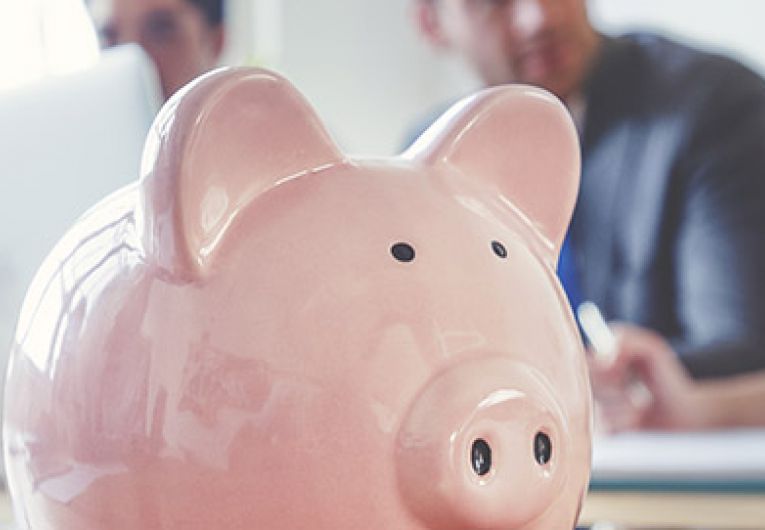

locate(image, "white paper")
[[592, 429, 765, 482]]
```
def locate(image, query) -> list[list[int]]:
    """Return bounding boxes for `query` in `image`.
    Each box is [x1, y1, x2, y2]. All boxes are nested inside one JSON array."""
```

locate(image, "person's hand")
[[587, 323, 706, 432]]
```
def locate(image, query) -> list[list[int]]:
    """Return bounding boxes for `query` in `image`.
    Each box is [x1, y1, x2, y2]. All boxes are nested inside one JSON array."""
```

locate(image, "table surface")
[[580, 490, 765, 529], [1, 490, 763, 529]]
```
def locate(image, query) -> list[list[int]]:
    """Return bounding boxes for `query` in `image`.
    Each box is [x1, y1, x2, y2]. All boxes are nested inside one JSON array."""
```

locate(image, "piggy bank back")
[[4, 68, 591, 529]]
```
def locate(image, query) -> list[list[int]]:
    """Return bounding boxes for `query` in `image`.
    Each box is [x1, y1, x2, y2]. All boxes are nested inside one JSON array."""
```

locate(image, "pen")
[[576, 301, 617, 363], [576, 301, 653, 410]]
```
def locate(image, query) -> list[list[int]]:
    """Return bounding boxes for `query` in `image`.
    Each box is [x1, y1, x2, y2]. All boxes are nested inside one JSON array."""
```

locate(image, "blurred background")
[[4, 0, 765, 374], [3, 0, 765, 155], [1, 1, 765, 528]]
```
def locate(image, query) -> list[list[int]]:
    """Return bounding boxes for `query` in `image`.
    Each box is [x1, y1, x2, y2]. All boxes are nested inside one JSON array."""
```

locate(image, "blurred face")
[[422, 0, 600, 99], [90, 0, 223, 100]]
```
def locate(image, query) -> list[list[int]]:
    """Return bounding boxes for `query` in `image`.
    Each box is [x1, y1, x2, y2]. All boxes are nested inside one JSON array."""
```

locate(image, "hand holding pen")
[[576, 302, 701, 432]]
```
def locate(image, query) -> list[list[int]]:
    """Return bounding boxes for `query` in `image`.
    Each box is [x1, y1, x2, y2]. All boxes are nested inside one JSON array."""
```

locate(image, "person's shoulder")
[[619, 32, 765, 100]]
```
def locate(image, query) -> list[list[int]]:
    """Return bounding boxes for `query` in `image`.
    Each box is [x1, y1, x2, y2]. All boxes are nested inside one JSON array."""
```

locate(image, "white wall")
[[274, 0, 478, 156], [0, 0, 98, 91]]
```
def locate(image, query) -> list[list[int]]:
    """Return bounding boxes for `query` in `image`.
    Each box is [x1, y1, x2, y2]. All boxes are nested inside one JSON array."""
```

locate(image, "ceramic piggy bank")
[[4, 68, 591, 529]]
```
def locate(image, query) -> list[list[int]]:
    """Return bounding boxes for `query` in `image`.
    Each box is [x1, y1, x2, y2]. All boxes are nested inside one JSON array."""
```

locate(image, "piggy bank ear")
[[404, 86, 580, 255], [138, 67, 343, 277]]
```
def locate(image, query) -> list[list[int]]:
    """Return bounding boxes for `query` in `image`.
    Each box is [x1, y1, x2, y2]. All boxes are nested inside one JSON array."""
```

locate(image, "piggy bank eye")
[[491, 240, 507, 259], [471, 438, 492, 476], [534, 432, 552, 465], [391, 242, 415, 262]]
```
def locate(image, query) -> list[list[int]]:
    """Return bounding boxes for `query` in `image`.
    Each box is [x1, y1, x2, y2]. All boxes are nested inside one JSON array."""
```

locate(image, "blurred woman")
[[87, 0, 225, 99]]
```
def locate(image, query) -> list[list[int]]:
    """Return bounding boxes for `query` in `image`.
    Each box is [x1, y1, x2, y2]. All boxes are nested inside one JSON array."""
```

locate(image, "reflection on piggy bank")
[[4, 68, 591, 529]]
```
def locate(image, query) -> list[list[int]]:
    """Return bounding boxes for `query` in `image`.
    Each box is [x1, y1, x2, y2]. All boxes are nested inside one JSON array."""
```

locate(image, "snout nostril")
[[534, 432, 552, 465], [471, 439, 492, 476]]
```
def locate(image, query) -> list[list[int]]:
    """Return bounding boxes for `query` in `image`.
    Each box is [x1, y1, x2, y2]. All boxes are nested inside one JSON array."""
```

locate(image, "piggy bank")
[[4, 68, 591, 529]]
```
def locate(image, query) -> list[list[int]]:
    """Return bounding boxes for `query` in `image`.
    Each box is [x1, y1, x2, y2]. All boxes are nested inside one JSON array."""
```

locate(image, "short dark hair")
[[187, 0, 224, 26], [85, 0, 225, 27]]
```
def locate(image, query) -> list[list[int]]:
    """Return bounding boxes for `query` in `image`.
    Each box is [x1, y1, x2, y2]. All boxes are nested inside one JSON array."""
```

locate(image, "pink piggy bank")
[[4, 68, 591, 529]]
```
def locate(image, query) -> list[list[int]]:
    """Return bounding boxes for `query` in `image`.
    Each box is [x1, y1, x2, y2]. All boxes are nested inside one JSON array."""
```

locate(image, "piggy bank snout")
[[396, 357, 569, 530]]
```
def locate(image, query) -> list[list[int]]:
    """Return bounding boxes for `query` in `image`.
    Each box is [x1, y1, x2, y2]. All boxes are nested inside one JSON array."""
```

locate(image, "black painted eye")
[[471, 439, 492, 476], [534, 432, 552, 465], [492, 240, 507, 259], [391, 242, 415, 262]]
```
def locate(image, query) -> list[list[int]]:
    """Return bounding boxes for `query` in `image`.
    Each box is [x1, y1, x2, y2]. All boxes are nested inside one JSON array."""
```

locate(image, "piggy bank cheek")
[[395, 358, 569, 529]]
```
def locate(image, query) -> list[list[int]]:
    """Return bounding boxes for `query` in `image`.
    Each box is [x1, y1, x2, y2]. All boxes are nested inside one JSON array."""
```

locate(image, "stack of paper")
[[591, 429, 765, 491]]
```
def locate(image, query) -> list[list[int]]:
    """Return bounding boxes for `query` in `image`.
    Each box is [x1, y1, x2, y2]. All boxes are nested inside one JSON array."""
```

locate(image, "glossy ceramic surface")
[[4, 68, 591, 529]]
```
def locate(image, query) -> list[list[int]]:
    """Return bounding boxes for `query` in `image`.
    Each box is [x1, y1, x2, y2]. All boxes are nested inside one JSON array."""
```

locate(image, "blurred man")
[[411, 0, 765, 412], [415, 0, 598, 102], [88, 0, 225, 100]]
